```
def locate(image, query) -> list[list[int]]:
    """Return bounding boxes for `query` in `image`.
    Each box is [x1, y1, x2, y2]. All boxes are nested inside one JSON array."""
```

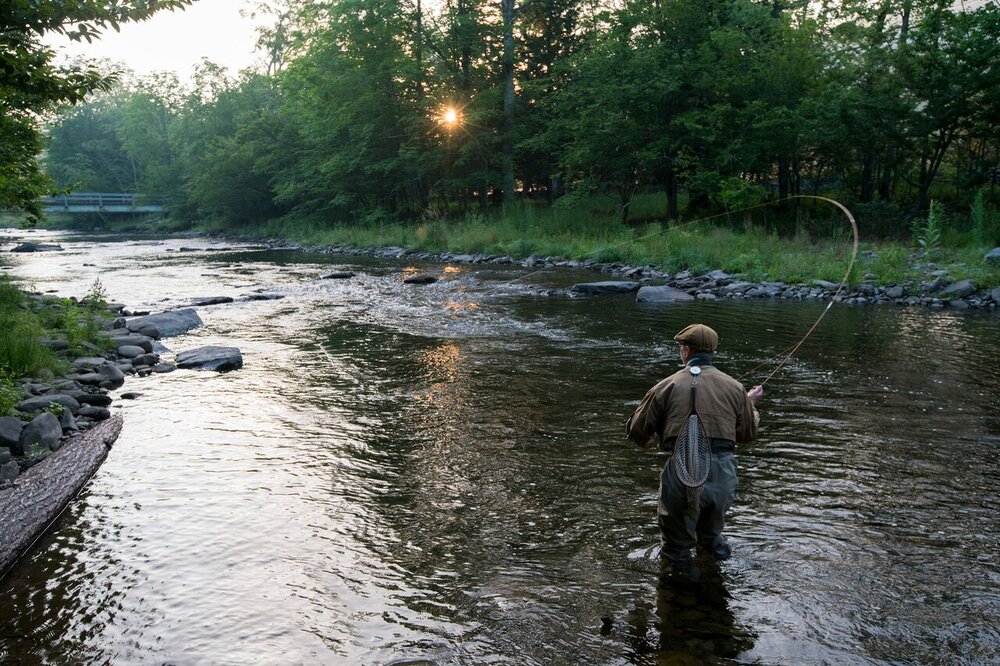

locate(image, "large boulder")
[[126, 308, 202, 339], [0, 417, 23, 449], [985, 247, 1000, 265], [110, 332, 155, 353], [571, 281, 641, 295], [18, 412, 62, 457], [636, 286, 695, 304], [939, 279, 976, 299], [176, 346, 243, 372], [18, 394, 81, 415]]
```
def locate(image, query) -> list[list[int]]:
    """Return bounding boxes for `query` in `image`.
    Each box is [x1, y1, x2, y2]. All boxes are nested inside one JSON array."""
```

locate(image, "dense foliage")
[[38, 0, 1000, 241], [0, 0, 193, 223]]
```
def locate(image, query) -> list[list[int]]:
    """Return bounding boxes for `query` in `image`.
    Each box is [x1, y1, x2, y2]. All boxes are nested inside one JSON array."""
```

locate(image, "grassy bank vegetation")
[[222, 192, 1000, 288], [0, 276, 111, 415]]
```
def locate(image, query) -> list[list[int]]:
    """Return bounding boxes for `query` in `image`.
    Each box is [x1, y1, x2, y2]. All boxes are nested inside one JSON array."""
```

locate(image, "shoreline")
[[249, 237, 1000, 311]]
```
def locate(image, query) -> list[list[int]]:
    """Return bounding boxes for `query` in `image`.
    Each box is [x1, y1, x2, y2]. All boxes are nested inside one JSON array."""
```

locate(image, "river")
[[1, 230, 998, 665]]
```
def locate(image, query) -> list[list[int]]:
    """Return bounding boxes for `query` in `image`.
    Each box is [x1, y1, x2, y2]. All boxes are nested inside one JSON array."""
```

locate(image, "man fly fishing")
[[626, 323, 763, 566]]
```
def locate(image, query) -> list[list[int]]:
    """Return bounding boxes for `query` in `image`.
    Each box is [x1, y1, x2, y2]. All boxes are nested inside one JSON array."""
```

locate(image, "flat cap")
[[673, 323, 719, 352]]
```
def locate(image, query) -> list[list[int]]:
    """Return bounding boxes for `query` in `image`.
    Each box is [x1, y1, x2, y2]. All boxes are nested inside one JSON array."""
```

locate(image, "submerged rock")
[[191, 296, 234, 306], [403, 274, 438, 285], [321, 271, 356, 280], [176, 346, 243, 372], [10, 242, 63, 252], [635, 286, 695, 303], [571, 281, 640, 295]]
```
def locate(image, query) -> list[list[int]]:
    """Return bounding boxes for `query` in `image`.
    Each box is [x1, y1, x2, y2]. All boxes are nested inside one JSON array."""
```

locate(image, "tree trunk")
[[777, 153, 790, 209], [501, 0, 516, 206], [662, 165, 678, 220], [860, 151, 875, 202], [0, 416, 123, 578]]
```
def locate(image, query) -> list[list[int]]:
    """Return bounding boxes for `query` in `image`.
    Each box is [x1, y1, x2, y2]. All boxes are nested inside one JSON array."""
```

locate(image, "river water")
[[1, 230, 998, 665]]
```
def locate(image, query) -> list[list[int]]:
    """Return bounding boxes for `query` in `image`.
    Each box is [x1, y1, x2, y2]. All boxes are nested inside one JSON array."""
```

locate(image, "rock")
[[78, 406, 111, 421], [17, 412, 62, 456], [69, 392, 112, 407], [117, 345, 146, 358], [523, 253, 542, 267], [0, 460, 18, 486], [17, 394, 81, 415], [696, 292, 718, 301], [72, 356, 109, 370], [706, 270, 731, 281], [635, 286, 695, 303], [812, 279, 839, 290], [59, 409, 77, 434], [886, 286, 905, 299], [244, 293, 285, 301], [403, 274, 438, 285], [126, 308, 203, 338], [127, 321, 160, 338], [0, 417, 24, 449], [0, 448, 9, 465], [926, 277, 946, 292], [98, 364, 126, 389], [939, 279, 976, 299], [133, 353, 159, 367], [571, 281, 640, 295], [110, 333, 154, 353], [191, 296, 234, 306], [720, 281, 755, 296], [10, 242, 63, 252], [27, 383, 51, 395], [120, 392, 143, 400], [176, 346, 243, 372], [321, 272, 356, 280], [74, 373, 103, 386], [151, 363, 176, 373], [985, 247, 1000, 265], [991, 287, 1000, 303], [949, 300, 970, 310]]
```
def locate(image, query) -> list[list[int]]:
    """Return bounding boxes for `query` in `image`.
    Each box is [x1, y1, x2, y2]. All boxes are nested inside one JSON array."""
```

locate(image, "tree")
[[0, 0, 192, 222]]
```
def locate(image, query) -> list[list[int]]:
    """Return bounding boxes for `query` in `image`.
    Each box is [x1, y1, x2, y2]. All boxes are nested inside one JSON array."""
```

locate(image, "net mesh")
[[671, 383, 712, 514]]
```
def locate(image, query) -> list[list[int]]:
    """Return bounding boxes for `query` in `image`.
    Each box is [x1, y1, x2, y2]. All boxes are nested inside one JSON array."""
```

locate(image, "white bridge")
[[40, 192, 166, 214]]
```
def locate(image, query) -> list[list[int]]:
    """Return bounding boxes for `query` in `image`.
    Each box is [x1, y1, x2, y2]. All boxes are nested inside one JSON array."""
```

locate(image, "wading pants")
[[658, 450, 738, 563]]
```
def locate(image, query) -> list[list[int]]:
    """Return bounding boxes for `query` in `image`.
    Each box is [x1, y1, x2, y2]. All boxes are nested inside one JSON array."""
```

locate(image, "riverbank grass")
[[249, 202, 1000, 287], [0, 277, 113, 415]]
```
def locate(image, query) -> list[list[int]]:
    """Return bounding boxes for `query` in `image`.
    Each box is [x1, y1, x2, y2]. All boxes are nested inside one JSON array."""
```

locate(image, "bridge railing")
[[39, 192, 168, 210]]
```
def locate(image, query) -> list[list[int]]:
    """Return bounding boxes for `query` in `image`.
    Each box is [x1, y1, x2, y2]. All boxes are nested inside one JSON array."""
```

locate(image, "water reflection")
[[623, 559, 756, 664], [1, 230, 999, 664]]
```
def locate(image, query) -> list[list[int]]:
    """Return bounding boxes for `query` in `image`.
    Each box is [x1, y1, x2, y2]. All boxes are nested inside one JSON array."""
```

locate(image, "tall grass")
[[0, 278, 60, 382]]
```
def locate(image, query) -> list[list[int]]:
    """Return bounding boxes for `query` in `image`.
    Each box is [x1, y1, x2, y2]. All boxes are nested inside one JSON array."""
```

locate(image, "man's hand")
[[747, 385, 764, 405]]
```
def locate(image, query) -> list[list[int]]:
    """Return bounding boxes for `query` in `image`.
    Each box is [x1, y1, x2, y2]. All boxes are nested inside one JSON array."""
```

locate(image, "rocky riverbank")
[[1, 297, 243, 491], [254, 239, 1000, 311]]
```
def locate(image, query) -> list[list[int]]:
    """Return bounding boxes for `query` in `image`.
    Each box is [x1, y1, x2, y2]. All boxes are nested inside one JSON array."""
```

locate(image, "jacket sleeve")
[[734, 392, 759, 444], [625, 384, 666, 448]]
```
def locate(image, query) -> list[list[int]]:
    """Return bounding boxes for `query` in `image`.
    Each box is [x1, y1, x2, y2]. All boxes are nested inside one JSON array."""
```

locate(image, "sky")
[[46, 0, 263, 80]]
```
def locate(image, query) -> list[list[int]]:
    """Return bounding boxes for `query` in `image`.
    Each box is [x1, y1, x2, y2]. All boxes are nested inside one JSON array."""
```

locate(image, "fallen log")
[[0, 415, 123, 578]]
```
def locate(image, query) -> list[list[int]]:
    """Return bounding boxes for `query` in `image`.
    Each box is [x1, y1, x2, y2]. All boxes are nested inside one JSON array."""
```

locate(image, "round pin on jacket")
[[689, 366, 702, 375]]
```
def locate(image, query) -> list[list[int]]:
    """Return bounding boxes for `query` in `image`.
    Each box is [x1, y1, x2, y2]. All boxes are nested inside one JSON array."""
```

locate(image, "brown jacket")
[[626, 365, 758, 448]]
